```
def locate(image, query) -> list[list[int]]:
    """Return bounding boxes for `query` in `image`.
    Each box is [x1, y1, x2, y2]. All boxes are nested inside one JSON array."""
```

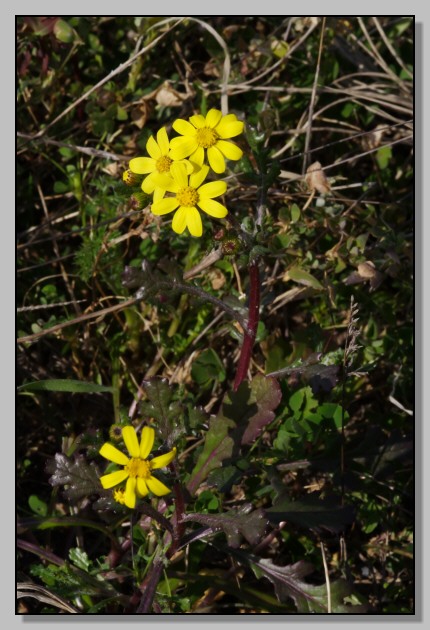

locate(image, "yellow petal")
[[169, 136, 198, 160], [216, 120, 244, 139], [129, 157, 156, 175], [170, 162, 189, 188], [100, 469, 128, 489], [181, 159, 195, 174], [151, 447, 177, 470], [99, 443, 129, 466], [141, 172, 157, 194], [124, 476, 137, 509], [153, 187, 166, 203], [198, 180, 227, 199], [146, 135, 161, 159], [156, 127, 170, 155], [151, 197, 179, 216], [139, 426, 155, 459], [198, 198, 228, 218], [172, 207, 188, 234], [122, 426, 140, 458], [189, 146, 205, 168], [172, 118, 197, 136], [216, 140, 243, 161], [146, 475, 171, 496], [186, 207, 203, 237], [216, 113, 239, 126], [189, 114, 206, 128], [207, 146, 226, 173], [189, 164, 209, 189], [136, 478, 149, 497], [150, 172, 174, 190], [206, 108, 223, 128]]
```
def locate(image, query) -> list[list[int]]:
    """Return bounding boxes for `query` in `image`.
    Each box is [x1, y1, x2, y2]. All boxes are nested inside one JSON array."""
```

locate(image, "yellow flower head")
[[128, 127, 193, 203], [151, 162, 228, 237], [99, 425, 176, 509], [169, 109, 244, 174]]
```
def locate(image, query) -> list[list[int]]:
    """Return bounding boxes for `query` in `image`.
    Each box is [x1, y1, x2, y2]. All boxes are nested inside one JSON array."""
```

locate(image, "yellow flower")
[[99, 425, 176, 509], [151, 162, 228, 237], [169, 109, 244, 174], [128, 127, 193, 202]]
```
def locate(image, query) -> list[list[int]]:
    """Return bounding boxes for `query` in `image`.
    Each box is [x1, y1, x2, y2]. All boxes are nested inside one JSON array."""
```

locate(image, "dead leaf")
[[305, 161, 331, 194], [208, 269, 226, 290], [131, 103, 149, 129], [154, 81, 189, 108], [357, 261, 376, 279], [344, 261, 384, 291]]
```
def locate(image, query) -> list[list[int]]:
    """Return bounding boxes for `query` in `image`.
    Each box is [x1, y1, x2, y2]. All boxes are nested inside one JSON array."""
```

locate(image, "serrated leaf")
[[18, 379, 114, 394], [234, 552, 367, 613], [140, 378, 185, 447], [69, 548, 91, 572], [48, 453, 102, 501], [283, 267, 324, 291], [181, 505, 267, 548], [266, 493, 355, 533]]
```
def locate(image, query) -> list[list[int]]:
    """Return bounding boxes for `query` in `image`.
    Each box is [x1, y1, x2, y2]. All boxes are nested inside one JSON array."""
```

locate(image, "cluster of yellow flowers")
[[124, 109, 244, 237]]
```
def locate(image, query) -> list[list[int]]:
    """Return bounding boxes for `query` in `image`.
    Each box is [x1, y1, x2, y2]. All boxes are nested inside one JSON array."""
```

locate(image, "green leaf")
[[284, 267, 324, 290], [69, 548, 91, 572], [376, 146, 392, 170], [186, 415, 235, 496], [18, 379, 114, 394], [54, 19, 76, 43], [191, 348, 226, 387], [28, 495, 48, 517], [290, 204, 301, 223]]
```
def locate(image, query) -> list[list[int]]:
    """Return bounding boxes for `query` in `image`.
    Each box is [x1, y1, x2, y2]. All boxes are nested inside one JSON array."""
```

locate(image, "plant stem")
[[167, 461, 186, 556], [233, 260, 260, 390]]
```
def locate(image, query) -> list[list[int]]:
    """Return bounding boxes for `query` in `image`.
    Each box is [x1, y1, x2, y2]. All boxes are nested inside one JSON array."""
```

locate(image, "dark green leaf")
[[187, 415, 235, 496], [234, 552, 367, 613], [140, 378, 185, 447], [181, 505, 268, 548]]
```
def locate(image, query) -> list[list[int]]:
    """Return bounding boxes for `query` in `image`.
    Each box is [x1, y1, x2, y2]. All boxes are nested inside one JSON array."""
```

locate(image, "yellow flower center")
[[125, 457, 151, 479], [156, 155, 173, 173], [196, 127, 218, 148], [113, 488, 126, 505], [176, 186, 200, 207]]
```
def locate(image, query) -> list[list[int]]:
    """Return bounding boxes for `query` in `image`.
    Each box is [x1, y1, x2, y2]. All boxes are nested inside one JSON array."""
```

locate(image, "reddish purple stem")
[[233, 260, 260, 391]]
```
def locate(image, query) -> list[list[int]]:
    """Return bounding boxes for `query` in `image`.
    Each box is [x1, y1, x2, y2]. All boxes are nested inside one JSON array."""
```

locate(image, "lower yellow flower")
[[151, 162, 228, 237], [99, 425, 176, 509], [128, 127, 193, 202]]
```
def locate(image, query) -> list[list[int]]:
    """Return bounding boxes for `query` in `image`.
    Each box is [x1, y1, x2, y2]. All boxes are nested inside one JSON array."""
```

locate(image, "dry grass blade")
[[17, 583, 79, 613]]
